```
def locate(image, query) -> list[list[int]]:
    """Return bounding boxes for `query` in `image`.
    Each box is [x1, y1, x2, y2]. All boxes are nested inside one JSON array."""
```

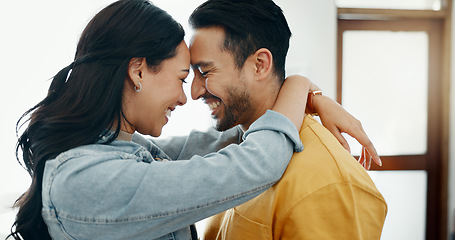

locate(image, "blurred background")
[[0, 0, 454, 239]]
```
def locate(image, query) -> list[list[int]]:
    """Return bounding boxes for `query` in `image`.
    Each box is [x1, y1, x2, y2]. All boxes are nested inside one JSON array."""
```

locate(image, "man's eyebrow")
[[181, 69, 190, 73], [191, 62, 213, 69]]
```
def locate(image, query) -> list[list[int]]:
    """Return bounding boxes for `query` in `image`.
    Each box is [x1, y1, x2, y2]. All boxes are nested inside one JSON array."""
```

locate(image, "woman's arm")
[[48, 111, 303, 239], [149, 126, 243, 160], [286, 75, 381, 170], [313, 94, 380, 170], [52, 79, 313, 238], [272, 75, 310, 131]]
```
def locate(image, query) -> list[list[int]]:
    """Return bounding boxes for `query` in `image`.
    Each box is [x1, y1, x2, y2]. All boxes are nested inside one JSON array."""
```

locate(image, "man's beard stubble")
[[215, 87, 252, 132]]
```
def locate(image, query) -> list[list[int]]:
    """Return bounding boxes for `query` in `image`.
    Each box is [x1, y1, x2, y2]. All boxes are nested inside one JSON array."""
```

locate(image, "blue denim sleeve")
[[245, 110, 303, 152], [151, 110, 303, 160], [44, 110, 303, 239], [151, 126, 244, 160]]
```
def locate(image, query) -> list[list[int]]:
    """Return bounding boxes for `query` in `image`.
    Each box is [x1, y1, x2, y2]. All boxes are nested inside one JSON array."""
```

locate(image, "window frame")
[[336, 2, 452, 239]]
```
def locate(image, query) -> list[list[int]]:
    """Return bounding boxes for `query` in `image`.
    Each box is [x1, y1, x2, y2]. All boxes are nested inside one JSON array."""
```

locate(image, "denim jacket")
[[42, 110, 303, 240]]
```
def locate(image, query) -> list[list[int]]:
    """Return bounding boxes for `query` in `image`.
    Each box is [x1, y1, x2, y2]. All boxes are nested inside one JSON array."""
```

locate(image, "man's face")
[[189, 27, 254, 131]]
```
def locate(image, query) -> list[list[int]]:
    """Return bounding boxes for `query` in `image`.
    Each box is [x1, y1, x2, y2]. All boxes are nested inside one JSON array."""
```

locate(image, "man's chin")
[[214, 120, 226, 132], [212, 117, 233, 132]]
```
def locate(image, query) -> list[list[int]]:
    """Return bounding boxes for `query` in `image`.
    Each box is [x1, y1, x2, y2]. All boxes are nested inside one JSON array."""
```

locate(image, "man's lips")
[[207, 101, 221, 111], [203, 95, 222, 115]]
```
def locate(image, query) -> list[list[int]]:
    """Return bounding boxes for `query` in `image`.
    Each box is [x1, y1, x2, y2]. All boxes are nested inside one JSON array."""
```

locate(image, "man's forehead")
[[189, 27, 230, 68], [189, 34, 216, 67], [191, 27, 225, 40], [190, 27, 225, 50], [189, 32, 203, 61]]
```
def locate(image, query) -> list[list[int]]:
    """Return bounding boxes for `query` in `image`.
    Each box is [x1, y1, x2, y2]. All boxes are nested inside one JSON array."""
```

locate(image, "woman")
[[9, 0, 377, 239]]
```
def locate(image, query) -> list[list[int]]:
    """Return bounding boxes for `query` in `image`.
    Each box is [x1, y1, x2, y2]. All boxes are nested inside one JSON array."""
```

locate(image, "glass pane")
[[368, 171, 427, 240], [336, 0, 441, 10], [342, 31, 428, 156]]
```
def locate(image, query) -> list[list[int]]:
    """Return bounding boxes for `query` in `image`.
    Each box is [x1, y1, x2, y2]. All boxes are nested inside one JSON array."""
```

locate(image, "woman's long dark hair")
[[8, 0, 184, 239]]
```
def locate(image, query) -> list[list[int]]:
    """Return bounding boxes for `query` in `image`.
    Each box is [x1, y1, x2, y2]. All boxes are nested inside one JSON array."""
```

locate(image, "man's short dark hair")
[[189, 0, 292, 83]]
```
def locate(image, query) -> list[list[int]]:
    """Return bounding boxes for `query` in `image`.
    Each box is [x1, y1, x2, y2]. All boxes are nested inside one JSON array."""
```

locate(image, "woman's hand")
[[272, 75, 310, 131], [312, 95, 382, 170], [279, 75, 381, 170]]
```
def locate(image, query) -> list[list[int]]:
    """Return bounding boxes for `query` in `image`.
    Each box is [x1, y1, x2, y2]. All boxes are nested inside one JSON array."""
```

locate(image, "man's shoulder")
[[276, 115, 381, 200]]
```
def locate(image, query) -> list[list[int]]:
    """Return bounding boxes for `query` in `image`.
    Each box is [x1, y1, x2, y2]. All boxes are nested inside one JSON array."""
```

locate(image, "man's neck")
[[239, 79, 281, 132]]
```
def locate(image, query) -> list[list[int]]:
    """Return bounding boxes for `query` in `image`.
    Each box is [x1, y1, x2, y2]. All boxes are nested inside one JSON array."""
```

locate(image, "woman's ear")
[[253, 48, 273, 80], [127, 57, 146, 87]]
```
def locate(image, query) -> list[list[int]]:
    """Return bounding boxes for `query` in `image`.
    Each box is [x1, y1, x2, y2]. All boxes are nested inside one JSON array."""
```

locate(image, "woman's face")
[[124, 41, 190, 137]]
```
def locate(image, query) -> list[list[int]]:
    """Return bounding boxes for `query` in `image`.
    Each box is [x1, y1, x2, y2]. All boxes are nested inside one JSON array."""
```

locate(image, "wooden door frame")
[[337, 10, 451, 240]]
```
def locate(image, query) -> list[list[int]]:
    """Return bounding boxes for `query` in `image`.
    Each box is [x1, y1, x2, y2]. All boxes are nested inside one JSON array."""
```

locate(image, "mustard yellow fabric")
[[203, 116, 387, 240]]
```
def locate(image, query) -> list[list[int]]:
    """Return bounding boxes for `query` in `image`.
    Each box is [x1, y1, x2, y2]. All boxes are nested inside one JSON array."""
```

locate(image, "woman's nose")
[[178, 90, 187, 106]]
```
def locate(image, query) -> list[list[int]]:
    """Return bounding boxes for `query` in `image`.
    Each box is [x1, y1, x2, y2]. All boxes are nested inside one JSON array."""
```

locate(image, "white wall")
[[0, 1, 115, 237], [279, 0, 338, 98]]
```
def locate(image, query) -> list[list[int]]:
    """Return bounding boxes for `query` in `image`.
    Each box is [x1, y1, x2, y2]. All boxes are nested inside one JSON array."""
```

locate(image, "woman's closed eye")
[[180, 70, 189, 83]]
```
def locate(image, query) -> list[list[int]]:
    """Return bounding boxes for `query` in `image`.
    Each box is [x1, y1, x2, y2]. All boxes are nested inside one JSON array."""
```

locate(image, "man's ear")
[[253, 48, 273, 80], [127, 57, 146, 87]]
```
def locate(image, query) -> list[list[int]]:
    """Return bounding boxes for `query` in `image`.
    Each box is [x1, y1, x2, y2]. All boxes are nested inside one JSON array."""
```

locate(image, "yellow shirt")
[[204, 116, 387, 240]]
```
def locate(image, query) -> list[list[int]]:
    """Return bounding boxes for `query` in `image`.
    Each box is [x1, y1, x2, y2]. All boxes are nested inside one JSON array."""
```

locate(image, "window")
[[336, 0, 442, 10], [337, 2, 451, 239]]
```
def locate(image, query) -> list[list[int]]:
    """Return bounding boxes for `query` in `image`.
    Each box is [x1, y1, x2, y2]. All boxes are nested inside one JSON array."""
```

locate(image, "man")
[[187, 0, 387, 239]]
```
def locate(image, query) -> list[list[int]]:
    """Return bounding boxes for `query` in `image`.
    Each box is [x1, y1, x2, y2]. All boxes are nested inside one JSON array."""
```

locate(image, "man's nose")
[[191, 74, 207, 100]]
